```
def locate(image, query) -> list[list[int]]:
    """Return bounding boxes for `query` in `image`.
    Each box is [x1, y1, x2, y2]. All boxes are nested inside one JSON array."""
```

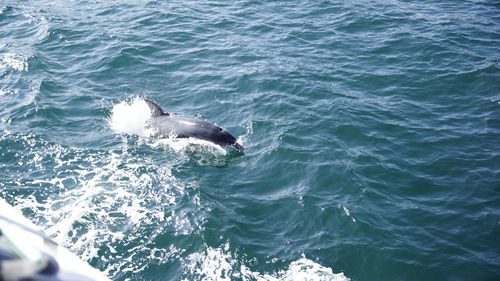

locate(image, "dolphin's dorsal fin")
[[144, 99, 169, 117]]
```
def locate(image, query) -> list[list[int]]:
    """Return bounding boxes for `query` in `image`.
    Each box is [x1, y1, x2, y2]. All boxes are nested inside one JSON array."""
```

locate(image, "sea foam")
[[184, 244, 350, 281]]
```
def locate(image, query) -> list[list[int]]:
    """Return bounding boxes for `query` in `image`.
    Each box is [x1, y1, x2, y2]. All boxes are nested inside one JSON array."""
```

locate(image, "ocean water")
[[1, 0, 499, 280]]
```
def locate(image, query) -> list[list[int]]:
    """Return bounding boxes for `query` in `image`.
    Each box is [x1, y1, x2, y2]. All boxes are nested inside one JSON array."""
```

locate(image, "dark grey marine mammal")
[[144, 99, 244, 152]]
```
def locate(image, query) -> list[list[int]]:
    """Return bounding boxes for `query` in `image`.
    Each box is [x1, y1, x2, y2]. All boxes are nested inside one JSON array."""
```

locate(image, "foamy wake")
[[184, 243, 349, 281], [0, 130, 204, 279]]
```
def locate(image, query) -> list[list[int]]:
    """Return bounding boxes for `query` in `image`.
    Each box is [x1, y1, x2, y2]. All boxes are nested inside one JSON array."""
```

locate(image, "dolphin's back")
[[145, 99, 168, 117], [151, 116, 235, 145]]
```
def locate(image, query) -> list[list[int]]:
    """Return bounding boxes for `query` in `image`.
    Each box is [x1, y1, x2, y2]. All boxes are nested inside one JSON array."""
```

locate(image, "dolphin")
[[144, 99, 244, 152]]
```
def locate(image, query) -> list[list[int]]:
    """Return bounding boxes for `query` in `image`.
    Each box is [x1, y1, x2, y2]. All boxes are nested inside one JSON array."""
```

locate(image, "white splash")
[[184, 244, 350, 281], [0, 52, 28, 71], [184, 245, 235, 281], [275, 258, 349, 281], [237, 120, 253, 152], [151, 137, 227, 155], [109, 97, 154, 137]]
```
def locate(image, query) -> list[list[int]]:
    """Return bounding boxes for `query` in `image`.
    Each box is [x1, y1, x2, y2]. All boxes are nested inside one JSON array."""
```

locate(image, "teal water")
[[1, 0, 499, 280]]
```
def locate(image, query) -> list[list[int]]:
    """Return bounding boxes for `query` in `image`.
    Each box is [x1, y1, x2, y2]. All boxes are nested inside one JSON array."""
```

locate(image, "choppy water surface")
[[1, 0, 499, 280]]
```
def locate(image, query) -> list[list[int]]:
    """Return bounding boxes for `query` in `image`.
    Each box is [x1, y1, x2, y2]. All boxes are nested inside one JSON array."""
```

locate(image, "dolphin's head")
[[214, 128, 244, 153], [229, 142, 244, 153]]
